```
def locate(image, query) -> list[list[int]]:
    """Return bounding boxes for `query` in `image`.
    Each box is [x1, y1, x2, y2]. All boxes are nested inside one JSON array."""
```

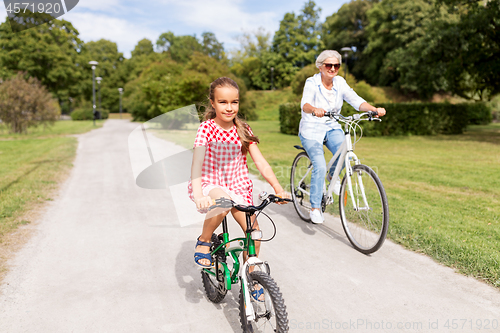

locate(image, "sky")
[[0, 0, 348, 58]]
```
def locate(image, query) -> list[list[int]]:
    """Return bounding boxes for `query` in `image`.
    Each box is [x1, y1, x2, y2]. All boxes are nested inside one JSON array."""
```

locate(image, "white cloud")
[[64, 11, 158, 57]]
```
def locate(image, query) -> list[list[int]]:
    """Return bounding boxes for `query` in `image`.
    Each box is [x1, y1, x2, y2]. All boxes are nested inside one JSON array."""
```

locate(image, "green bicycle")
[[201, 192, 291, 333]]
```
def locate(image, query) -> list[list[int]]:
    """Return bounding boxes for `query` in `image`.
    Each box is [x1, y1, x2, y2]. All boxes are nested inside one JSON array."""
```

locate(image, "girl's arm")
[[191, 146, 212, 210], [248, 144, 289, 199]]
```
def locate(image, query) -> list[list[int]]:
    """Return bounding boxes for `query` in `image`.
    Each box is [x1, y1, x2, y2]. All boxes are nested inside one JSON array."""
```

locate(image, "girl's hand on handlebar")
[[194, 195, 213, 211], [275, 190, 291, 204]]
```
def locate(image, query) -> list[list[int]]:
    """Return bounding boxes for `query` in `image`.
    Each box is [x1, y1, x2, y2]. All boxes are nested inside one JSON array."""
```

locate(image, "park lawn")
[[0, 121, 103, 242], [248, 120, 500, 288], [247, 88, 296, 121]]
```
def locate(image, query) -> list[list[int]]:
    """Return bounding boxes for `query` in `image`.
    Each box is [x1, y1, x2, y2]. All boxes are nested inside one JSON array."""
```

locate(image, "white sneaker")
[[309, 209, 324, 224], [333, 178, 341, 196]]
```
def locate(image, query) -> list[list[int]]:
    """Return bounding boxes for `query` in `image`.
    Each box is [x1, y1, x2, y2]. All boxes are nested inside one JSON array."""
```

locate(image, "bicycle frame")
[[202, 213, 270, 321], [296, 118, 370, 211]]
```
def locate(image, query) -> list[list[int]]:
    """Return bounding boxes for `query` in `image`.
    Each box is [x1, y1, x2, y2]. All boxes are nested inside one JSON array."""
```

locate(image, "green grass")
[[247, 88, 296, 121], [248, 120, 500, 288], [0, 120, 103, 241]]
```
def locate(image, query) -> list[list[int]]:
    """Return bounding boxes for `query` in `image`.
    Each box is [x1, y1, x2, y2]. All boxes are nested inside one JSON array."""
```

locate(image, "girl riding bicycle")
[[188, 77, 289, 268]]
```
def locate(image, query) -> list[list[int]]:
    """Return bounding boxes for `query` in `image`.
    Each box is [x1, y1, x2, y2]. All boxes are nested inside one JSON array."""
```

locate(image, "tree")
[[125, 53, 256, 122], [272, 0, 323, 69], [0, 73, 60, 133], [0, 17, 84, 109], [156, 32, 204, 63], [201, 32, 225, 61], [322, 0, 377, 82], [131, 38, 154, 57], [76, 39, 127, 113]]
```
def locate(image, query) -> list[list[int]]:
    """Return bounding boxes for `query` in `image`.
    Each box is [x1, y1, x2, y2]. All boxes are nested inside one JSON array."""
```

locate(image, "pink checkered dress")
[[188, 119, 255, 206]]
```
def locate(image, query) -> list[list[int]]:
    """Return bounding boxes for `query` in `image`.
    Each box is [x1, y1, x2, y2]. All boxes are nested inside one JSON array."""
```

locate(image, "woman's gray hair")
[[315, 50, 342, 69]]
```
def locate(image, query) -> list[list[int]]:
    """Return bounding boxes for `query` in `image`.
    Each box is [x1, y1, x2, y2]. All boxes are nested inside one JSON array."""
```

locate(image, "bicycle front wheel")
[[239, 271, 289, 333], [339, 164, 389, 254], [290, 152, 313, 222]]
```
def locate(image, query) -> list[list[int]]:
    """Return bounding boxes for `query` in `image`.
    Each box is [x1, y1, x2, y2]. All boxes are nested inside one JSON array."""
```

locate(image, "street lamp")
[[88, 61, 98, 125], [270, 67, 274, 91], [340, 47, 352, 83], [118, 88, 123, 119], [96, 77, 102, 120]]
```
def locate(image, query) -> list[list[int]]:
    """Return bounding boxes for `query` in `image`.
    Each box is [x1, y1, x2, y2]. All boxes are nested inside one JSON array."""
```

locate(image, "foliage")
[[291, 64, 318, 96], [278, 102, 302, 135], [76, 39, 127, 114], [124, 53, 256, 123], [322, 0, 376, 82], [0, 73, 60, 133], [272, 1, 324, 68], [0, 17, 84, 107], [156, 31, 225, 63], [131, 38, 155, 57], [70, 107, 109, 121]]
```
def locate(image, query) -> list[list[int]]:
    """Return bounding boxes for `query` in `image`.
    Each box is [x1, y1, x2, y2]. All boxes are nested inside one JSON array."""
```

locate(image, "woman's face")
[[319, 57, 341, 80], [211, 86, 239, 128]]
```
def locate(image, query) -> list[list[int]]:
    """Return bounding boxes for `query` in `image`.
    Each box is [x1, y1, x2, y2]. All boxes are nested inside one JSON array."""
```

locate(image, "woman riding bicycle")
[[299, 50, 386, 224]]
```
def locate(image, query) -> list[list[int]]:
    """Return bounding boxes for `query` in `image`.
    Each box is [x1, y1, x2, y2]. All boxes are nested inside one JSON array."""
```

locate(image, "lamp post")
[[270, 67, 274, 91], [118, 88, 123, 119], [96, 77, 102, 120], [340, 47, 352, 84], [88, 61, 98, 125]]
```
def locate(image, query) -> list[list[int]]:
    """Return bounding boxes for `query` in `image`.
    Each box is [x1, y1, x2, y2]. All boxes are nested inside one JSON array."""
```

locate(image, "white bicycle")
[[290, 111, 389, 254]]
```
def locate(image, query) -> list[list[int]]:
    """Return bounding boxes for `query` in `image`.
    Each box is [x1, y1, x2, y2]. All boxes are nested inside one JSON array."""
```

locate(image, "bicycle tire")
[[201, 234, 227, 303], [239, 271, 289, 333], [290, 152, 313, 222], [339, 164, 389, 254]]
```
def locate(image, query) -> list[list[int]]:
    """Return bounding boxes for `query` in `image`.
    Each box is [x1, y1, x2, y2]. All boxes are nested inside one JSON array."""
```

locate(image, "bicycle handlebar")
[[209, 194, 291, 214], [313, 110, 381, 122]]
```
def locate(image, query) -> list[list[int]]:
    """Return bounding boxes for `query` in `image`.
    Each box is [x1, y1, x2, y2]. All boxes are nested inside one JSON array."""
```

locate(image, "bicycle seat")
[[294, 145, 305, 151]]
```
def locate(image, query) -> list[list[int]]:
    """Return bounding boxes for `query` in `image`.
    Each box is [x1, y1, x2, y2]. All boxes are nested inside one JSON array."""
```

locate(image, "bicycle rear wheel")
[[201, 234, 227, 303], [239, 271, 288, 333], [339, 164, 389, 254], [290, 152, 313, 222]]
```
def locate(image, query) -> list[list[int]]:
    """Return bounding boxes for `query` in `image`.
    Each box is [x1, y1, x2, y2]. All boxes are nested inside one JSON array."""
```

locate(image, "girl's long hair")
[[204, 77, 259, 154]]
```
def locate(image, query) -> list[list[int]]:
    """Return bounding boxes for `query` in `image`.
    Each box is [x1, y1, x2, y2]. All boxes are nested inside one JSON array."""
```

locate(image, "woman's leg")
[[299, 133, 326, 210], [324, 128, 345, 178], [196, 188, 232, 266]]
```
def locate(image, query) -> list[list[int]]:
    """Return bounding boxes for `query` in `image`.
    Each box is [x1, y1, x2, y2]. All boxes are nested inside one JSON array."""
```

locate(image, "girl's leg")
[[324, 128, 345, 178], [299, 133, 327, 210], [195, 188, 232, 266]]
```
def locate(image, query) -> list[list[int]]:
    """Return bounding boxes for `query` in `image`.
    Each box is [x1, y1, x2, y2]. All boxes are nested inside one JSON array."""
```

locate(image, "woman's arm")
[[191, 146, 212, 210], [248, 144, 288, 198], [303, 103, 326, 117], [359, 102, 386, 117]]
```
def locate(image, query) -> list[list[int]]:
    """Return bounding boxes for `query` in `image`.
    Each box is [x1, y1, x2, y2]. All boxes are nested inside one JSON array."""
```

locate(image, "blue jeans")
[[299, 129, 345, 209]]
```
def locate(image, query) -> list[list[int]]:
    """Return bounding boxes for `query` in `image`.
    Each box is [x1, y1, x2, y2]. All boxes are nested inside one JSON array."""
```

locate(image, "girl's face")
[[211, 86, 239, 129]]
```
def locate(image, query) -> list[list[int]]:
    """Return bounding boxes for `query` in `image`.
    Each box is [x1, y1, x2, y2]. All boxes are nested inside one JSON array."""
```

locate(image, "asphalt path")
[[1, 119, 499, 333]]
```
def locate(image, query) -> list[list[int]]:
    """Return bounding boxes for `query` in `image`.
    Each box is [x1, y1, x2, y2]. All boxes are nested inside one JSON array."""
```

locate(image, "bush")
[[71, 108, 109, 120], [279, 102, 492, 136], [466, 102, 492, 125], [0, 73, 60, 133], [279, 102, 301, 135]]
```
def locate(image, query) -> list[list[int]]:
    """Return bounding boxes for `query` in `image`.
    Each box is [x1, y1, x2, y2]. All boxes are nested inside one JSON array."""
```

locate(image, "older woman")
[[299, 50, 386, 224]]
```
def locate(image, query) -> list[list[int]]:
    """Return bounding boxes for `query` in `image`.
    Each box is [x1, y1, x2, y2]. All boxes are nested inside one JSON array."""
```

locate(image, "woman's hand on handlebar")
[[374, 107, 386, 117], [311, 107, 326, 118]]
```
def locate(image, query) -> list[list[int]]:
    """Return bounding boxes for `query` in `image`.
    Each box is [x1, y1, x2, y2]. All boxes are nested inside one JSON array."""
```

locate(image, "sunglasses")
[[324, 63, 341, 70]]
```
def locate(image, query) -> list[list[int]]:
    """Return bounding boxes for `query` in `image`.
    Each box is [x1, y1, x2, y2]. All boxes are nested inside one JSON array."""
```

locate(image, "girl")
[[189, 77, 289, 268]]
